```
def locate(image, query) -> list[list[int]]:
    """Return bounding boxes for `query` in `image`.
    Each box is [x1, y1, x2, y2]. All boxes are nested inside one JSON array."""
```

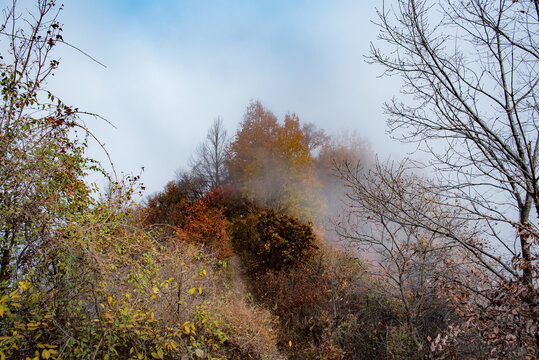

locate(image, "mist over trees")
[[227, 101, 327, 221], [1, 0, 537, 359]]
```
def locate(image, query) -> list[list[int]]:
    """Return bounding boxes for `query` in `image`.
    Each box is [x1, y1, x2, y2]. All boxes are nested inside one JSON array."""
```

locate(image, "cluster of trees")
[[0, 0, 537, 359], [177, 0, 538, 357], [178, 100, 373, 226]]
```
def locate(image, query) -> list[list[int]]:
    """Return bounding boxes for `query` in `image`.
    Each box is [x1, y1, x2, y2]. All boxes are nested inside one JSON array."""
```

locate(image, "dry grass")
[[204, 256, 284, 360], [148, 241, 284, 359]]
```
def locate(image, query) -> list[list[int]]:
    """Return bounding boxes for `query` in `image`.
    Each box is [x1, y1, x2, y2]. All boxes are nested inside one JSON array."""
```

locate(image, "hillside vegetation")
[[0, 1, 537, 359]]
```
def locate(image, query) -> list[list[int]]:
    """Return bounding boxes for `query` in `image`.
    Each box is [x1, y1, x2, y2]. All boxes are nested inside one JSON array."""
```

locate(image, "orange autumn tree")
[[228, 101, 325, 222]]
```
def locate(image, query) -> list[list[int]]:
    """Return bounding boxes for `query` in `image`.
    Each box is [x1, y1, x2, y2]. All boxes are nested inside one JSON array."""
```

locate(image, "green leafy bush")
[[0, 187, 225, 359]]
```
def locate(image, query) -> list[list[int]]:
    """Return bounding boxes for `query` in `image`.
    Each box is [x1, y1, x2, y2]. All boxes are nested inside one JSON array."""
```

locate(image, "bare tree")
[[335, 160, 480, 355], [191, 117, 230, 190], [369, 0, 538, 286], [357, 0, 539, 355]]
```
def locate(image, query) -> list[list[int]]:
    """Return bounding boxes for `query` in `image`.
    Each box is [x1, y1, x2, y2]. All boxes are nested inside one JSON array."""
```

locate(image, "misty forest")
[[0, 0, 538, 359]]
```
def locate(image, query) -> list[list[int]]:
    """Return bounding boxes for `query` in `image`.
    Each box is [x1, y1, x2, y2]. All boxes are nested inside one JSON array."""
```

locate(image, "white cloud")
[[47, 0, 412, 195]]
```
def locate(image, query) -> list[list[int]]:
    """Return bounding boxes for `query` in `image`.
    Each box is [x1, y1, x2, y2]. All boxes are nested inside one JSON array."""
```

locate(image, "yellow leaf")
[[18, 281, 29, 291], [289, 341, 292, 347], [198, 287, 202, 294], [151, 349, 164, 359], [107, 294, 113, 305], [42, 349, 50, 359], [168, 340, 178, 351], [150, 312, 155, 322], [188, 287, 196, 295]]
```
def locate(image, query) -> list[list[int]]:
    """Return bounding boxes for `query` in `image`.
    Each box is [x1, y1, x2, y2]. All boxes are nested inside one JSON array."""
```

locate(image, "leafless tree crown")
[[191, 117, 230, 191], [368, 0, 539, 286]]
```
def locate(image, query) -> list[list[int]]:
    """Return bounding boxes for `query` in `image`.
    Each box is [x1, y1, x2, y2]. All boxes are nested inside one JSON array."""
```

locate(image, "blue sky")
[[44, 0, 410, 196]]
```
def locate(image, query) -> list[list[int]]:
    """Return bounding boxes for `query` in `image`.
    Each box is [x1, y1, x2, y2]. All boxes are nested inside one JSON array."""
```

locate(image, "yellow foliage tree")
[[228, 101, 325, 221]]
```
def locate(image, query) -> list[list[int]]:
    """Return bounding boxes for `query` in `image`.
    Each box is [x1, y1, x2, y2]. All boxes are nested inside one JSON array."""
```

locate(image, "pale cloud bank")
[[45, 0, 409, 195]]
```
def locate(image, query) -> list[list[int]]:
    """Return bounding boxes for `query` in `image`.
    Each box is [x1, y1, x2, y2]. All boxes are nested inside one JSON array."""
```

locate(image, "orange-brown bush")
[[144, 172, 207, 231], [176, 198, 232, 259], [144, 178, 232, 258], [202, 185, 259, 220]]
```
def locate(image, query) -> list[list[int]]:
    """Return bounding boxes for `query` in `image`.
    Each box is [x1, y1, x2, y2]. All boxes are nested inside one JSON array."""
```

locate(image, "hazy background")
[[45, 0, 411, 195]]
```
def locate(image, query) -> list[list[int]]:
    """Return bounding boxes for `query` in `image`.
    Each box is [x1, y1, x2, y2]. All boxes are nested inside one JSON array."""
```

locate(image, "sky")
[[40, 0, 411, 196]]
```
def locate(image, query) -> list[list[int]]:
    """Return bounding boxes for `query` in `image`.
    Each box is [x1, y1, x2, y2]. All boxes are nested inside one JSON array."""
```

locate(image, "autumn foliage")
[[227, 101, 325, 221], [231, 208, 318, 273], [144, 173, 207, 230], [176, 198, 231, 258], [3, 0, 537, 357], [255, 209, 318, 271]]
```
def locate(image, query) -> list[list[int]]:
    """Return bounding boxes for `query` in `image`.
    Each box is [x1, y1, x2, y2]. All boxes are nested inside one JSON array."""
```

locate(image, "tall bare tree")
[[369, 0, 538, 286], [191, 117, 229, 190], [350, 0, 539, 355]]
